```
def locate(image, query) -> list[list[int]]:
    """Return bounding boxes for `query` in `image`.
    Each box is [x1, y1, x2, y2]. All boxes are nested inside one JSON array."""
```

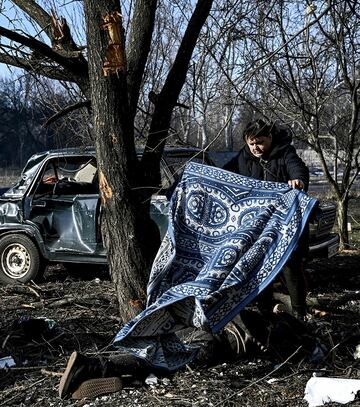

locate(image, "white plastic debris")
[[353, 344, 360, 359], [0, 356, 16, 369], [304, 377, 360, 406], [162, 377, 171, 386], [145, 373, 158, 386]]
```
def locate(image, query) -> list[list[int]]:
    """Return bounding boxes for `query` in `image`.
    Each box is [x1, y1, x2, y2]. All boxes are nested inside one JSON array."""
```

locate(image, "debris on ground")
[[304, 377, 360, 406], [1, 251, 360, 406]]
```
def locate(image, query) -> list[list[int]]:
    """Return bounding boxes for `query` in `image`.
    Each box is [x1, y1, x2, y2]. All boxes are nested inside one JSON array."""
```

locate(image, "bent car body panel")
[[0, 200, 23, 224], [28, 194, 103, 254]]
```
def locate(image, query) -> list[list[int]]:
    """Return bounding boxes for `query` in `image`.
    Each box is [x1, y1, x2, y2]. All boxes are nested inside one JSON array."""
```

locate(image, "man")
[[224, 119, 310, 319]]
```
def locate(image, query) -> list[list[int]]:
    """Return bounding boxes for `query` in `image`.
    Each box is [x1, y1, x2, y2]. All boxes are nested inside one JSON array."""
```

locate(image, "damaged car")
[[0, 147, 208, 284], [0, 147, 339, 284]]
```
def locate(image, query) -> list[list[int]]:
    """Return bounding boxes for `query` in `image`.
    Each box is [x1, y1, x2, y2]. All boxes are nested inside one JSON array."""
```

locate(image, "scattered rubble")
[[1, 250, 360, 406]]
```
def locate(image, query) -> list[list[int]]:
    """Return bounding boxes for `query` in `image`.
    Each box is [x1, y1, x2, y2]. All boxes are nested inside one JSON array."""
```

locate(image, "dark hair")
[[243, 119, 272, 140]]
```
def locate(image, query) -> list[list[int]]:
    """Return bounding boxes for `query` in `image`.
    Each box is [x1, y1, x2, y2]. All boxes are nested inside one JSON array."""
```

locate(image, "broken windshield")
[[1, 154, 46, 199]]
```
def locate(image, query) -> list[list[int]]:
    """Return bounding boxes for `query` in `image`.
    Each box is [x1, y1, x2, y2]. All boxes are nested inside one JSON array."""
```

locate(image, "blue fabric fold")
[[114, 162, 318, 371]]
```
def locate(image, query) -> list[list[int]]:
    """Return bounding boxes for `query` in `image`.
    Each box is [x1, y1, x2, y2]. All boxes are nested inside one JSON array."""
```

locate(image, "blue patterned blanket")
[[114, 162, 317, 371]]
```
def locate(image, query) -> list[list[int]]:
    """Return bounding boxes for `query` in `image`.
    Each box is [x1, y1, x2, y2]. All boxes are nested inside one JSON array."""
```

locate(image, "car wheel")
[[0, 234, 43, 284]]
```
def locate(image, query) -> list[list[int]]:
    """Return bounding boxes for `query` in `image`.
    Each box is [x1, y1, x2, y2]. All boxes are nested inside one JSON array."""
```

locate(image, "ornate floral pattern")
[[114, 162, 317, 371]]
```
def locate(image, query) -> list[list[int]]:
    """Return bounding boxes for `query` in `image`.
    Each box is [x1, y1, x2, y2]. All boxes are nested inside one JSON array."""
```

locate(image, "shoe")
[[59, 352, 106, 399], [223, 322, 247, 356], [72, 377, 123, 400], [238, 310, 270, 353]]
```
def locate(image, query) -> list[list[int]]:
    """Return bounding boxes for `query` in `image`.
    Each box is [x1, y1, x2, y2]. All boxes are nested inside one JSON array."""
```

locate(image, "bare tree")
[[0, 0, 214, 320], [237, 0, 360, 248], [167, 0, 256, 150]]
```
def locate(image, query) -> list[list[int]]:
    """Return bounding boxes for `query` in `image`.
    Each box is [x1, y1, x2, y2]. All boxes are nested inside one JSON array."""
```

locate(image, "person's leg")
[[179, 329, 235, 366], [178, 326, 248, 367], [283, 224, 309, 319], [60, 328, 246, 400], [282, 263, 307, 318]]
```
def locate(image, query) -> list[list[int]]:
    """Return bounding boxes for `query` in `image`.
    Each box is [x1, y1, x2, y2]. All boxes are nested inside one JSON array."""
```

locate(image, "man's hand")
[[288, 179, 305, 190]]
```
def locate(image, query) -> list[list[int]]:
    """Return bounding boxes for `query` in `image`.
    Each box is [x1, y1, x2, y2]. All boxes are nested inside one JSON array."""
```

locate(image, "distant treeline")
[[0, 78, 92, 169]]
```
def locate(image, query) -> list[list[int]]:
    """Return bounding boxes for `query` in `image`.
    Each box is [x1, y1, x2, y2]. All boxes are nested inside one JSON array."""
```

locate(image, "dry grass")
[[0, 170, 20, 188]]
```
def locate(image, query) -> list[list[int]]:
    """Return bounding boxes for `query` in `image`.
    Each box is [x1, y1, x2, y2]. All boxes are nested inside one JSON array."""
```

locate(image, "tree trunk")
[[336, 195, 349, 249], [84, 0, 149, 322]]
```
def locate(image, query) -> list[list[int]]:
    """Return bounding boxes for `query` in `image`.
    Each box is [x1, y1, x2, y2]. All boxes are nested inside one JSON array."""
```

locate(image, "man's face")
[[246, 135, 272, 158]]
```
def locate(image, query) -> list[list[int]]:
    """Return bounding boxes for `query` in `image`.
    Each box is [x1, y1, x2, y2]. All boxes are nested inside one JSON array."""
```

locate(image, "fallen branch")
[[41, 368, 62, 377], [2, 284, 42, 298], [19, 293, 113, 309]]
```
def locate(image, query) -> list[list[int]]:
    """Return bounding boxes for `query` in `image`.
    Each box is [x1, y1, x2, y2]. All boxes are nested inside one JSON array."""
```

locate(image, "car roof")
[[28, 146, 209, 161], [29, 147, 96, 161]]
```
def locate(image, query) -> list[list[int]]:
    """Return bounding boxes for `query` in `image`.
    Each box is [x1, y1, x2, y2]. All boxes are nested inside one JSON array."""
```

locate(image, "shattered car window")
[[42, 164, 57, 185], [1, 154, 46, 198], [34, 156, 98, 197], [53, 157, 97, 182]]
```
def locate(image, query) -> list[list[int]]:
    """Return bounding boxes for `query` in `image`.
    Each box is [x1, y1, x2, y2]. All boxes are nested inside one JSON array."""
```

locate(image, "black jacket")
[[224, 130, 309, 190]]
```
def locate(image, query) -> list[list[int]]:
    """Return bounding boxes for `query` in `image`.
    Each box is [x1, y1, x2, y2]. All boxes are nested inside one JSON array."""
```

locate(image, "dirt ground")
[[0, 247, 360, 407]]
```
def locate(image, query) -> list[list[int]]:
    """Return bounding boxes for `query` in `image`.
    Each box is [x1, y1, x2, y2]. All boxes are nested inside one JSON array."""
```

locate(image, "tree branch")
[[126, 0, 157, 122], [11, 0, 81, 53], [0, 25, 88, 76], [158, 0, 214, 111], [0, 51, 75, 81], [145, 0, 214, 157], [43, 100, 91, 127], [11, 0, 53, 40]]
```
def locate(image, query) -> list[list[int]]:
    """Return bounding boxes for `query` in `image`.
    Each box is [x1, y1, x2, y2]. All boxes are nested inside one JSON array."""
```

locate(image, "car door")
[[25, 155, 104, 257]]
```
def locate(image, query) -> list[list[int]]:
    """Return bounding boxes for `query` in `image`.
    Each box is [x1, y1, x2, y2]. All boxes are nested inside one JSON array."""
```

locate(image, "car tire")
[[0, 234, 44, 284]]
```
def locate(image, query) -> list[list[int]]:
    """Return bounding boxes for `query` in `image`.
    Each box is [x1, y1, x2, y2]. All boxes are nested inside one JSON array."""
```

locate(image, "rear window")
[[163, 150, 213, 179]]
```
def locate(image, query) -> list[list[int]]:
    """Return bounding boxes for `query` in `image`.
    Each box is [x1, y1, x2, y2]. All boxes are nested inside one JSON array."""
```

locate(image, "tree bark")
[[127, 0, 158, 122], [84, 0, 149, 321]]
